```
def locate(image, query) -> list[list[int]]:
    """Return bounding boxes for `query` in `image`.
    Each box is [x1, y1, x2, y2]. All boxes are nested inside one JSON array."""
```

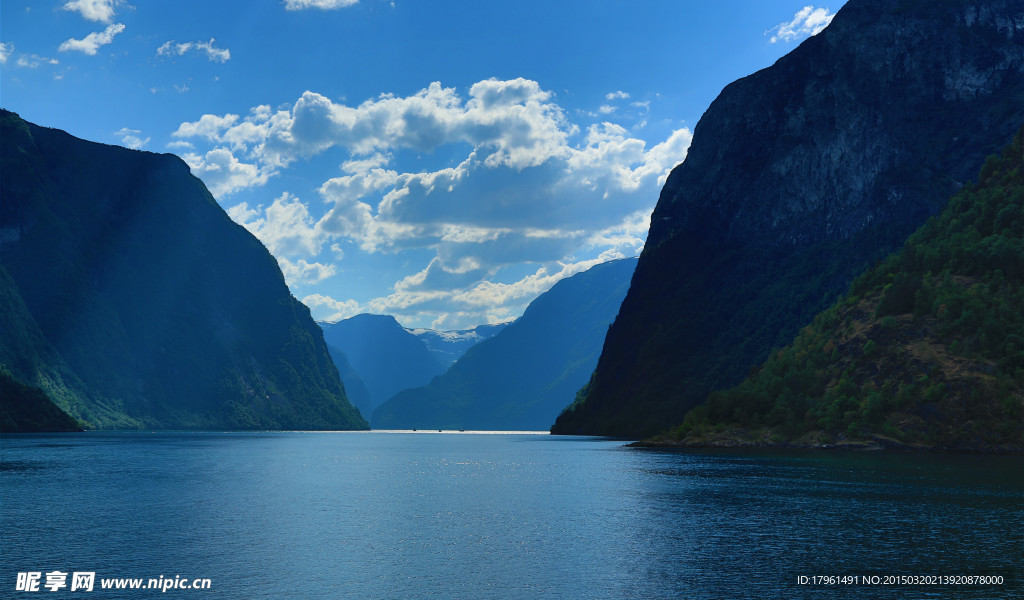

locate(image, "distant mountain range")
[[554, 0, 1024, 438], [319, 317, 508, 420], [373, 258, 636, 431], [0, 109, 366, 431], [408, 323, 511, 367]]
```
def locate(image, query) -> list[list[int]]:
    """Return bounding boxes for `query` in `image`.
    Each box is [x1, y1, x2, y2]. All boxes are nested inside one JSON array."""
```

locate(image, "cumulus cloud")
[[277, 258, 337, 285], [174, 78, 692, 328], [116, 127, 150, 149], [227, 193, 339, 287], [58, 23, 125, 55], [178, 77, 689, 237], [768, 6, 836, 43], [157, 38, 231, 63], [63, 0, 119, 23], [0, 42, 12, 64], [584, 210, 652, 255], [203, 78, 571, 168], [301, 293, 362, 323], [299, 255, 629, 328], [173, 113, 240, 140], [227, 192, 324, 256], [284, 0, 359, 10], [182, 147, 270, 197], [451, 258, 613, 309]]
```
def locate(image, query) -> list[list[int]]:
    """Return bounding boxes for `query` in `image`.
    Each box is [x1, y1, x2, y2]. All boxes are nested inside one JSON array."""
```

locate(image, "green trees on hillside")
[[0, 365, 82, 432], [672, 128, 1024, 450]]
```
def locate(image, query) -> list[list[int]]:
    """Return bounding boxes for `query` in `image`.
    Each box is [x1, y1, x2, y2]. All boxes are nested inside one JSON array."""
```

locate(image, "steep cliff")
[[553, 0, 1024, 438], [670, 126, 1024, 452], [0, 110, 367, 430]]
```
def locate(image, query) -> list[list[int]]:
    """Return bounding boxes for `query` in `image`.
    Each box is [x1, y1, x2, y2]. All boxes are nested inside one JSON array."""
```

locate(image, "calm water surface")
[[1, 432, 1021, 599]]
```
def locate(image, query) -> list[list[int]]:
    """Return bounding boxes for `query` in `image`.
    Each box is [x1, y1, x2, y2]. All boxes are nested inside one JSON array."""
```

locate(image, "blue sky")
[[1, 0, 845, 330]]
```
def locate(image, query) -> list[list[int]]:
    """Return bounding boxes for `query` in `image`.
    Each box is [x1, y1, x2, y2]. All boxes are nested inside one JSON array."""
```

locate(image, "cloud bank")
[[173, 78, 690, 327]]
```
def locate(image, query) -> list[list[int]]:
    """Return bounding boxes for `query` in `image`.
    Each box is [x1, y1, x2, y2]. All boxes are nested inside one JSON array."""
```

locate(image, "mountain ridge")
[[660, 126, 1024, 452], [0, 109, 367, 430], [373, 258, 636, 431], [553, 0, 1024, 438]]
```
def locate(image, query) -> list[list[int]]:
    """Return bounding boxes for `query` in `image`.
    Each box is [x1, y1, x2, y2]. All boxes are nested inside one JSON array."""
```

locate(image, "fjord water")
[[1, 433, 1021, 599]]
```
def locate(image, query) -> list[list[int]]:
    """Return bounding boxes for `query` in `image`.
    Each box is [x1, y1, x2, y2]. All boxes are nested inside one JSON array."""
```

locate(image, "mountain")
[[372, 258, 637, 431], [0, 366, 81, 432], [323, 345, 373, 422], [408, 322, 511, 367], [552, 0, 1024, 438], [0, 110, 367, 431], [667, 126, 1024, 451], [319, 314, 449, 418]]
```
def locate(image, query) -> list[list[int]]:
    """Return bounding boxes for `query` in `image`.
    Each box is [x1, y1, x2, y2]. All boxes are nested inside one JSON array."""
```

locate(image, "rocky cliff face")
[[0, 110, 367, 430], [552, 0, 1024, 438]]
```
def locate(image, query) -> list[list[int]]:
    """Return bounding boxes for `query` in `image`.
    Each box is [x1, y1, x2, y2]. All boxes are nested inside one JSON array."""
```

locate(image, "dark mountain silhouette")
[[0, 109, 366, 430], [553, 0, 1024, 438]]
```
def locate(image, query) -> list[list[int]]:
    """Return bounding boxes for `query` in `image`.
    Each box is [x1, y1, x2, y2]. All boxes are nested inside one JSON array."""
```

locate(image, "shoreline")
[[630, 429, 1024, 455]]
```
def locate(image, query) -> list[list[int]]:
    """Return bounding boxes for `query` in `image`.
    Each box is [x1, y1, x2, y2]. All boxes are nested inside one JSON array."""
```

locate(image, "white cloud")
[[317, 167, 402, 251], [277, 258, 337, 285], [182, 147, 270, 197], [173, 113, 240, 140], [450, 257, 616, 310], [173, 78, 692, 328], [245, 78, 571, 168], [175, 77, 691, 251], [173, 77, 581, 191], [299, 256, 625, 328], [15, 54, 59, 68], [393, 257, 489, 294], [166, 140, 195, 151], [58, 23, 125, 55], [351, 254, 621, 328], [63, 0, 119, 23], [584, 210, 651, 255], [227, 192, 324, 257], [605, 91, 630, 100], [301, 293, 362, 323], [768, 6, 836, 44], [0, 42, 12, 64], [157, 38, 231, 63], [284, 0, 359, 10], [116, 127, 150, 149]]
